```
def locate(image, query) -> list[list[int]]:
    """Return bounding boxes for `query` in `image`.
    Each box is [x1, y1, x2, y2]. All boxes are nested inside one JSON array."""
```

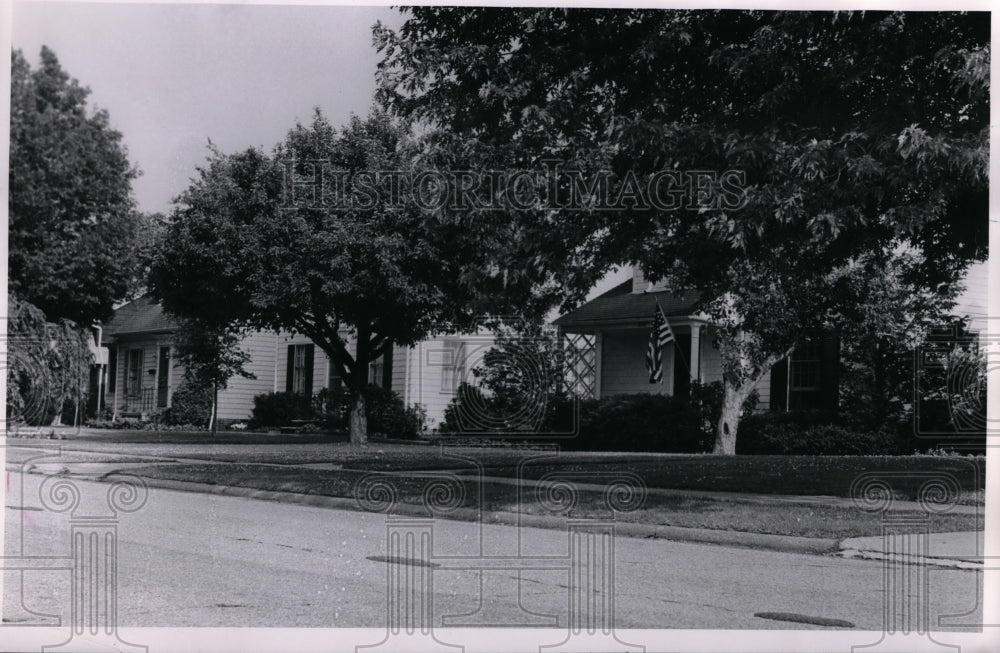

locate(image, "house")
[[96, 295, 493, 427], [554, 261, 990, 412]]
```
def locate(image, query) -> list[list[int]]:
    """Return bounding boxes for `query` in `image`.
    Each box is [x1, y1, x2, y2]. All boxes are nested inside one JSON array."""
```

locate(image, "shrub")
[[312, 386, 352, 430], [568, 393, 708, 453], [442, 387, 732, 452], [736, 410, 899, 455], [249, 391, 314, 428], [688, 380, 759, 438], [162, 378, 213, 427], [735, 410, 838, 454], [254, 385, 425, 438], [364, 385, 426, 440]]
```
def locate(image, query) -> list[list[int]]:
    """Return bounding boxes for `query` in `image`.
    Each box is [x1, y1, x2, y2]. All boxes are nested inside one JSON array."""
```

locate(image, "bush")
[[736, 410, 898, 455], [688, 380, 759, 438], [83, 416, 206, 431], [162, 378, 213, 427], [439, 383, 582, 436], [364, 385, 426, 440], [253, 385, 425, 438], [568, 393, 708, 453], [736, 410, 837, 454], [249, 391, 314, 428]]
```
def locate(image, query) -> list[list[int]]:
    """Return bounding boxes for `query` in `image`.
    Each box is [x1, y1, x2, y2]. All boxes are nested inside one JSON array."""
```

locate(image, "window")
[[126, 349, 142, 396], [440, 341, 466, 393], [328, 358, 343, 390], [788, 339, 822, 410], [369, 355, 384, 387], [286, 344, 314, 395]]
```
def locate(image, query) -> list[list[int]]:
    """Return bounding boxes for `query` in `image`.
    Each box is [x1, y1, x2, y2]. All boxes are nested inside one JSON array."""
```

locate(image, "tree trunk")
[[208, 384, 217, 436], [51, 398, 65, 426], [349, 391, 368, 444], [713, 379, 751, 456]]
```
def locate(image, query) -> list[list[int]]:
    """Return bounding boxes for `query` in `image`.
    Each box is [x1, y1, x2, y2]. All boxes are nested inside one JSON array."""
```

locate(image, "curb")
[[93, 471, 841, 555], [836, 548, 983, 570]]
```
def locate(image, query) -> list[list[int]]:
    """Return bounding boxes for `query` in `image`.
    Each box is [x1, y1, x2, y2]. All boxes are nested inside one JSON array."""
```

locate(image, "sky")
[[12, 1, 401, 215], [7, 1, 637, 298]]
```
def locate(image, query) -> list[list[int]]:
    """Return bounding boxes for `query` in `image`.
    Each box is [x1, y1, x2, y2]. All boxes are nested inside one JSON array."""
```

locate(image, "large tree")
[[148, 111, 526, 443], [375, 9, 989, 453], [9, 46, 143, 325]]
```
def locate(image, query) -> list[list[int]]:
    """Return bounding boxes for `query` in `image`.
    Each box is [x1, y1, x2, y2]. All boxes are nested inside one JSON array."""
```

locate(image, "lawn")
[[119, 463, 982, 539], [13, 436, 985, 502]]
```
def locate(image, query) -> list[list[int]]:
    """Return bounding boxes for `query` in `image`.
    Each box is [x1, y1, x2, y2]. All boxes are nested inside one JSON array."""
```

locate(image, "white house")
[[554, 261, 991, 413], [98, 295, 493, 428]]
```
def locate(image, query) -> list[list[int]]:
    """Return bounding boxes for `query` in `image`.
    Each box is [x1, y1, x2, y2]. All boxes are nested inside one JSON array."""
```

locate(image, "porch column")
[[689, 325, 701, 382]]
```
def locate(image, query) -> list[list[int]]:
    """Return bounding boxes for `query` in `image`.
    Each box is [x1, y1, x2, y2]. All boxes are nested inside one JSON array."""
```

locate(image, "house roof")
[[554, 280, 702, 330], [104, 295, 177, 337]]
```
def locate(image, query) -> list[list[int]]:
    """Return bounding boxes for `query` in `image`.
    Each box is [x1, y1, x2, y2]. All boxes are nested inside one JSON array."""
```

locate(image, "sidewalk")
[[839, 531, 985, 569]]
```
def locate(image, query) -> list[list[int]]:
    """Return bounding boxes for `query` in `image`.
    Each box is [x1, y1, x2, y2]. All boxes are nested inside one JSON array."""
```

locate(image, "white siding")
[[216, 331, 281, 421], [390, 343, 408, 399], [600, 329, 672, 397], [402, 333, 495, 427], [755, 368, 772, 412], [954, 261, 989, 325], [698, 327, 724, 384]]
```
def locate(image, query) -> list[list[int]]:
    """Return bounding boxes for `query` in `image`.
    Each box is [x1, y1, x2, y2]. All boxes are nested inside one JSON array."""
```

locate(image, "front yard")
[[8, 433, 983, 540], [116, 462, 981, 539]]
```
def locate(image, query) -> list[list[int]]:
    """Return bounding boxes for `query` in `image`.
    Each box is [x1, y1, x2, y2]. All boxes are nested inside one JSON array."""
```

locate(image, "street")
[[2, 470, 983, 634]]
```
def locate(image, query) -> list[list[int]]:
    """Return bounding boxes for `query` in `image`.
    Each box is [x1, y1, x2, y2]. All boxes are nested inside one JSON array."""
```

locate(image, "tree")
[[171, 318, 255, 435], [6, 295, 90, 429], [149, 111, 521, 443], [10, 47, 144, 325], [375, 9, 989, 453], [834, 250, 961, 433]]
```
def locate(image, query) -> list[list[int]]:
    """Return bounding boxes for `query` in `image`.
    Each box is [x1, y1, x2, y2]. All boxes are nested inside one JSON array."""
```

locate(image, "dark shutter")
[[672, 334, 691, 398], [303, 345, 315, 396], [381, 342, 394, 391], [819, 329, 840, 414], [87, 366, 101, 417], [770, 358, 788, 412], [108, 349, 117, 393], [286, 345, 295, 393]]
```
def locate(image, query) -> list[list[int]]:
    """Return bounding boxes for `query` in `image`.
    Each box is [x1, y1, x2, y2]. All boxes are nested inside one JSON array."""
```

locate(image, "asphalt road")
[[2, 471, 984, 634]]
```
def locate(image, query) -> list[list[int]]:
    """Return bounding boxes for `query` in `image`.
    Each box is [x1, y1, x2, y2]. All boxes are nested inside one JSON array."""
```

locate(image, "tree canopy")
[[148, 111, 531, 442], [9, 46, 143, 325], [374, 9, 989, 453]]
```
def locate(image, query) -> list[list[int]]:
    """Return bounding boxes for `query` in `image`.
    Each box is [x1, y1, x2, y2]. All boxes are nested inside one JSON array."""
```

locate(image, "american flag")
[[647, 303, 675, 383]]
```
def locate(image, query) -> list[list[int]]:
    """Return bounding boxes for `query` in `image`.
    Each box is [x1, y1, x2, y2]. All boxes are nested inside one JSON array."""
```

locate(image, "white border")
[[1, 2, 996, 652]]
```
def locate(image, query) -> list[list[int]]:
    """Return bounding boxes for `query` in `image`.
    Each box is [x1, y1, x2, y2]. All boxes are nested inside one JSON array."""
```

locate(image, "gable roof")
[[104, 295, 177, 337], [554, 280, 702, 329]]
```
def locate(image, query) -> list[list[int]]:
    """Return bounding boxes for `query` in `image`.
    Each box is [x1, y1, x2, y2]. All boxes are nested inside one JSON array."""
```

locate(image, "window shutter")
[[381, 341, 394, 391], [108, 349, 117, 393], [820, 329, 840, 414], [672, 334, 691, 398], [770, 358, 788, 412], [304, 345, 315, 396], [286, 345, 295, 393]]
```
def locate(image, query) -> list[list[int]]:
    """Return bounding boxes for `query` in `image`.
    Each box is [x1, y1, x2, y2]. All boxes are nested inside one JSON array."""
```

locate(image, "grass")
[[16, 437, 984, 501], [503, 456, 986, 501], [120, 463, 981, 539]]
